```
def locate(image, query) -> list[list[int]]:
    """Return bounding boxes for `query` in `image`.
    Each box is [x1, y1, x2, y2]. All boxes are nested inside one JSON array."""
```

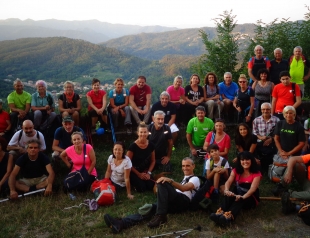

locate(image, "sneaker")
[[147, 214, 167, 228], [281, 192, 296, 215], [126, 126, 132, 135], [172, 146, 175, 151], [219, 211, 234, 226], [272, 183, 286, 197], [104, 214, 123, 233], [210, 207, 224, 224]]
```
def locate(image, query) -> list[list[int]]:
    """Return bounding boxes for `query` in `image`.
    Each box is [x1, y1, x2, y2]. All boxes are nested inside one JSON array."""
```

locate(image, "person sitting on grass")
[[104, 141, 134, 200], [8, 139, 54, 199], [103, 157, 200, 233], [205, 144, 230, 199], [0, 137, 13, 195], [210, 151, 261, 226]]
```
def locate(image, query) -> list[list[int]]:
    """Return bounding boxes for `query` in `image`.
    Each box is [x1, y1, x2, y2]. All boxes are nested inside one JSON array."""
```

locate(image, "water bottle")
[[94, 188, 100, 199], [95, 121, 101, 130], [69, 193, 76, 200]]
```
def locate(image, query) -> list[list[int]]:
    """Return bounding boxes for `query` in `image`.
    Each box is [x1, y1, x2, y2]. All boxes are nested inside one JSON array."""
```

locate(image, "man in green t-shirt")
[[7, 79, 31, 132], [186, 106, 214, 160]]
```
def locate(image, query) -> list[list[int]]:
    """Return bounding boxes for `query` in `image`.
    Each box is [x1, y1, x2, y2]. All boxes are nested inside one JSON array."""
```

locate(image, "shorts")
[[88, 109, 107, 117], [169, 123, 179, 133], [19, 175, 48, 187]]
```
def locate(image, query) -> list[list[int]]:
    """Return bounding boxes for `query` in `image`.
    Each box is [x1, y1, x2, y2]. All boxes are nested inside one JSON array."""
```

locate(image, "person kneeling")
[[8, 139, 54, 199], [210, 151, 261, 226]]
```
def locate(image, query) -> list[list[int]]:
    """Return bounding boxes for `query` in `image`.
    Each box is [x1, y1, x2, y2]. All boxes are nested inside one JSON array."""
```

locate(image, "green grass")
[[0, 127, 309, 238]]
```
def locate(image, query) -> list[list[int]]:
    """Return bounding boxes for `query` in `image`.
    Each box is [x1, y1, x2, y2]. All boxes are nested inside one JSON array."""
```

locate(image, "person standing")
[[270, 48, 289, 85]]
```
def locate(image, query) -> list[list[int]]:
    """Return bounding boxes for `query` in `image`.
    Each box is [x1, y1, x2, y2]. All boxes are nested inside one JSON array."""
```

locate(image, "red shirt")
[[86, 90, 106, 111], [129, 84, 152, 107], [0, 111, 9, 132]]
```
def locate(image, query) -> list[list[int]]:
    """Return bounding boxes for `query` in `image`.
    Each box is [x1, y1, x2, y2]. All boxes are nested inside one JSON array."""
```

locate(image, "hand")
[[236, 107, 242, 112], [179, 98, 185, 104], [303, 75, 310, 81], [235, 195, 243, 201], [44, 185, 53, 196], [0, 132, 4, 136], [191, 148, 197, 156], [10, 190, 18, 200], [156, 177, 171, 184], [283, 172, 293, 184], [214, 95, 220, 100], [245, 116, 251, 122], [137, 108, 144, 114], [45, 105, 50, 110], [127, 194, 134, 199], [279, 151, 290, 159], [224, 190, 235, 197], [112, 107, 119, 114], [263, 137, 272, 146], [119, 109, 126, 117], [232, 157, 237, 163], [18, 148, 26, 154], [141, 108, 148, 115], [161, 156, 170, 165], [255, 158, 261, 165]]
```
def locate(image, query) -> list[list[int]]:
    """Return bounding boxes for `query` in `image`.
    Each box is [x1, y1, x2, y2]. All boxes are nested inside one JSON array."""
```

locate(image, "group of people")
[[0, 44, 310, 232]]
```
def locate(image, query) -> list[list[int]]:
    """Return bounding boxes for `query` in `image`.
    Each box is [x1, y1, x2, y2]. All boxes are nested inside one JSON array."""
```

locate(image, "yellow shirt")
[[290, 57, 305, 85]]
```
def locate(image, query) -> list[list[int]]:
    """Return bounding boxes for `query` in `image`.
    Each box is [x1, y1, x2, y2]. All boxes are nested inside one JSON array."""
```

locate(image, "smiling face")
[[136, 78, 146, 89], [182, 159, 195, 176], [113, 144, 124, 159], [255, 46, 263, 58], [284, 110, 295, 122], [261, 105, 271, 117], [260, 72, 268, 81], [115, 81, 124, 92], [208, 75, 215, 84], [92, 82, 100, 92], [14, 81, 24, 94], [62, 121, 74, 133], [196, 109, 205, 121], [137, 127, 148, 140], [174, 79, 182, 89], [71, 133, 83, 147], [160, 95, 169, 107], [224, 74, 232, 85], [27, 142, 40, 157], [215, 121, 224, 133], [64, 83, 74, 94], [240, 157, 251, 169], [209, 149, 219, 159], [239, 125, 248, 137], [190, 76, 199, 85], [37, 84, 46, 94], [274, 49, 282, 61]]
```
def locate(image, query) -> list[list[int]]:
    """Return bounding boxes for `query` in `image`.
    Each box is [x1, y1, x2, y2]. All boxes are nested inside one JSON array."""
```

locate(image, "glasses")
[[240, 158, 251, 161], [239, 81, 247, 83]]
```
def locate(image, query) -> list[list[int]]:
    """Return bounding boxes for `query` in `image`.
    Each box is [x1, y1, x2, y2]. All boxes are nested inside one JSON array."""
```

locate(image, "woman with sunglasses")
[[210, 151, 261, 226], [252, 68, 274, 118], [203, 118, 231, 159], [233, 74, 255, 125]]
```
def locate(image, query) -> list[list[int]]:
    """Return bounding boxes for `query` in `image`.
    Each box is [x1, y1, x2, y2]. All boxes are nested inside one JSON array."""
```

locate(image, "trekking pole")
[[260, 196, 304, 201], [143, 225, 201, 238], [0, 188, 46, 203], [218, 103, 221, 119], [108, 112, 116, 143]]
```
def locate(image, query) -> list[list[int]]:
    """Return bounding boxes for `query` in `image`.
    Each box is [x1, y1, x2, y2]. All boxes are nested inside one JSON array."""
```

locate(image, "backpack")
[[112, 88, 127, 97], [18, 130, 40, 143], [268, 153, 288, 183], [202, 156, 228, 177], [289, 54, 308, 66], [91, 178, 116, 206]]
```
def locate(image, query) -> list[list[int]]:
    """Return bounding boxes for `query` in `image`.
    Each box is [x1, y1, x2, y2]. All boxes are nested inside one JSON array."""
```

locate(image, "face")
[[224, 74, 232, 85], [280, 76, 291, 86], [137, 127, 148, 139], [209, 149, 219, 159], [260, 73, 267, 80], [14, 82, 24, 94], [191, 76, 199, 85], [261, 106, 271, 117], [240, 157, 251, 169], [64, 83, 74, 94], [239, 125, 248, 137], [215, 122, 224, 132], [137, 78, 146, 89], [23, 122, 34, 136], [160, 95, 169, 107], [196, 110, 205, 121], [238, 78, 247, 87], [37, 84, 46, 94], [154, 114, 165, 128], [182, 159, 195, 176], [113, 144, 123, 158], [174, 79, 182, 88], [208, 75, 215, 84], [92, 82, 100, 91], [255, 47, 263, 57], [63, 121, 74, 132], [27, 143, 40, 156], [115, 81, 124, 91], [284, 110, 295, 121], [294, 48, 302, 58], [72, 134, 83, 146], [274, 50, 282, 60]]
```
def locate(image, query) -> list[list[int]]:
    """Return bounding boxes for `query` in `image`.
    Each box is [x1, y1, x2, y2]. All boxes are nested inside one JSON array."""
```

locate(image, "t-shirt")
[[184, 85, 204, 102], [248, 56, 271, 81], [58, 93, 80, 109], [254, 81, 273, 101], [107, 155, 132, 187], [176, 175, 200, 201], [108, 88, 129, 106], [274, 120, 305, 155], [8, 130, 46, 150], [272, 82, 301, 113], [218, 82, 239, 101], [86, 89, 106, 111], [205, 85, 219, 99], [270, 59, 289, 85], [16, 152, 50, 178], [31, 91, 54, 108], [0, 110, 9, 133], [186, 117, 214, 147], [236, 134, 257, 151], [147, 124, 172, 160], [129, 84, 152, 107], [65, 144, 97, 177], [128, 142, 155, 172], [290, 57, 305, 85], [54, 126, 86, 149], [205, 156, 230, 171], [166, 85, 185, 102], [151, 101, 176, 124], [235, 87, 254, 111], [205, 132, 231, 158], [7, 91, 31, 111]]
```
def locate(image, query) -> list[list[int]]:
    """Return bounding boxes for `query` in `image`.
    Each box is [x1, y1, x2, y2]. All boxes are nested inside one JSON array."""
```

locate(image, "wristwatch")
[[147, 171, 152, 175]]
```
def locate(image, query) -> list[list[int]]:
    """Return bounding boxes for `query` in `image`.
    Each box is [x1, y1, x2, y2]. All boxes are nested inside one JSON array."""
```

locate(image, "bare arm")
[[168, 114, 176, 127], [52, 139, 64, 153], [8, 165, 20, 199], [157, 176, 195, 192], [75, 99, 81, 112], [60, 150, 72, 169], [241, 176, 260, 199], [124, 168, 134, 199], [284, 156, 304, 183], [293, 96, 301, 109], [87, 148, 96, 175], [0, 154, 13, 189], [186, 133, 197, 156], [104, 164, 112, 179], [44, 164, 55, 196], [248, 68, 257, 82], [271, 97, 277, 114]]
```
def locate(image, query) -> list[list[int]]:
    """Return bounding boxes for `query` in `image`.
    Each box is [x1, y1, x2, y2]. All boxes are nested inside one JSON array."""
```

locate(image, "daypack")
[[202, 156, 228, 177], [289, 54, 308, 66], [268, 154, 288, 183], [18, 130, 40, 143], [112, 88, 127, 97], [91, 178, 116, 206]]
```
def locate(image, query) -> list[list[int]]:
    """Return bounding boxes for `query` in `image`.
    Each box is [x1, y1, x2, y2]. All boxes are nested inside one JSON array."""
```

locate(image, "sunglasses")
[[239, 81, 247, 83], [240, 158, 251, 161]]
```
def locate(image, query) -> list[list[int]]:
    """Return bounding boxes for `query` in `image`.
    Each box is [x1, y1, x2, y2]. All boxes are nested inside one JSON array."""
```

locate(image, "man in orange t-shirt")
[[271, 71, 301, 120]]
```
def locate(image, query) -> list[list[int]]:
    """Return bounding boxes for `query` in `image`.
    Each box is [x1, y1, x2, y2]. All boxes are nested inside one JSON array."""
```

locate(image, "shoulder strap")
[[83, 144, 86, 166], [184, 175, 195, 184], [210, 158, 214, 171], [18, 130, 23, 143], [291, 83, 296, 102], [113, 89, 116, 97], [210, 132, 215, 145], [221, 158, 227, 167], [36, 130, 40, 140], [289, 55, 294, 65], [123, 88, 127, 96]]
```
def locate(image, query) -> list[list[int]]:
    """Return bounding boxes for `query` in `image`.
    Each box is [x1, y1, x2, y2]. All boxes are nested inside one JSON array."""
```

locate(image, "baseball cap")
[[62, 116, 74, 122]]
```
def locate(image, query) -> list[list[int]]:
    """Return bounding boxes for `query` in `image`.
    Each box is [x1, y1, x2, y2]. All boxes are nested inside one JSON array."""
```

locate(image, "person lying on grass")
[[103, 157, 200, 233], [8, 139, 54, 199], [205, 144, 229, 199], [210, 151, 261, 226]]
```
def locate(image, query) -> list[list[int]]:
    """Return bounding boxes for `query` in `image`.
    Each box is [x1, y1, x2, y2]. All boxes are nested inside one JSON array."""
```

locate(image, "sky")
[[0, 0, 308, 28]]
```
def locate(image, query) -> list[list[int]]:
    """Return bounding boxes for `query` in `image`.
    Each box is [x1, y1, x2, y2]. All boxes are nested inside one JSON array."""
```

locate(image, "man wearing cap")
[[186, 106, 214, 160], [0, 99, 11, 141], [7, 120, 46, 160], [52, 116, 86, 160], [103, 157, 200, 233]]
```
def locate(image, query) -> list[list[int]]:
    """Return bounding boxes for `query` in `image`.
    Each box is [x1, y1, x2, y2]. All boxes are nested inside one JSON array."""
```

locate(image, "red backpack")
[[91, 178, 116, 206]]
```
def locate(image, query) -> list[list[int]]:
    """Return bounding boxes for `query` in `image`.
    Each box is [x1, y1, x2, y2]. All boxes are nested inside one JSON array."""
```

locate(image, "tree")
[[192, 10, 240, 82]]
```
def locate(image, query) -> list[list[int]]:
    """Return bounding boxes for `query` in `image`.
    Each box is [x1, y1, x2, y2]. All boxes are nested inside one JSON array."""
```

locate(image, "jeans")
[[130, 106, 152, 124]]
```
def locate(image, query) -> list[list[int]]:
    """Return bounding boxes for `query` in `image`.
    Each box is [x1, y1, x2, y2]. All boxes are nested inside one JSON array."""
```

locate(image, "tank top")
[[254, 81, 272, 101]]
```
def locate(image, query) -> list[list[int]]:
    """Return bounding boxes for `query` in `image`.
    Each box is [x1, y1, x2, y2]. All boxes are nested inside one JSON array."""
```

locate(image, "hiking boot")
[[271, 183, 286, 197], [281, 192, 296, 215], [219, 211, 234, 226], [209, 207, 224, 224], [104, 214, 123, 233], [147, 214, 167, 228]]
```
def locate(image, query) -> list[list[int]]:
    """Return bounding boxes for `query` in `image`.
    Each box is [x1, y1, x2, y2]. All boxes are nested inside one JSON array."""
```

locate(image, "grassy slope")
[[0, 128, 309, 238]]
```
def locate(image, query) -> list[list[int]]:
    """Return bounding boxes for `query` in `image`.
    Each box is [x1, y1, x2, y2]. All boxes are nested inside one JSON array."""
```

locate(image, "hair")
[[137, 121, 148, 132], [195, 105, 206, 113], [92, 78, 100, 85], [279, 71, 290, 79], [174, 75, 183, 84], [35, 80, 47, 89], [160, 91, 170, 101], [182, 157, 194, 165], [239, 74, 247, 81], [112, 141, 126, 159], [235, 123, 252, 149], [224, 72, 232, 77], [254, 45, 264, 52], [214, 118, 226, 132], [294, 46, 302, 53], [204, 72, 218, 85], [114, 78, 124, 85], [154, 110, 165, 118], [261, 102, 271, 109], [71, 131, 83, 139], [25, 139, 41, 149], [235, 151, 259, 174], [207, 144, 220, 153], [63, 81, 74, 89], [13, 78, 23, 86], [283, 105, 296, 115], [138, 76, 146, 82], [190, 74, 200, 85], [274, 48, 283, 54], [256, 68, 270, 81]]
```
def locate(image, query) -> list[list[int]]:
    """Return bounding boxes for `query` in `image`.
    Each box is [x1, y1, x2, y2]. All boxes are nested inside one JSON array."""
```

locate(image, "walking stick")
[[0, 188, 46, 203], [260, 196, 304, 201], [143, 225, 202, 238]]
